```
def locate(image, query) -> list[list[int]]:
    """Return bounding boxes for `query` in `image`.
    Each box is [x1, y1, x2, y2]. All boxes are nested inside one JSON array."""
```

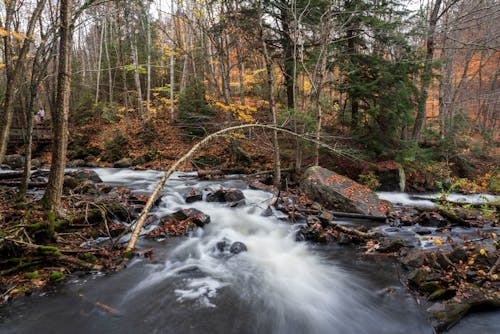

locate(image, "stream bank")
[[1, 167, 499, 333]]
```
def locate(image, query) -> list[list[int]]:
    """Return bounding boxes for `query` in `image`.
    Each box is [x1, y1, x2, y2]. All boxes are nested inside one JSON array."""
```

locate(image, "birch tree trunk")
[[130, 37, 145, 122], [95, 22, 104, 105], [104, 16, 113, 104]]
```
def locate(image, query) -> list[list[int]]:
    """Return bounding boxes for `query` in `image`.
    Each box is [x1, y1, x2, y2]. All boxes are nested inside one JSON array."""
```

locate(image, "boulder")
[[163, 208, 211, 227], [427, 302, 471, 332], [184, 188, 203, 203], [113, 158, 133, 168], [148, 209, 210, 238], [415, 212, 447, 227], [3, 154, 24, 169], [67, 169, 102, 183], [300, 166, 392, 216], [206, 189, 245, 205]]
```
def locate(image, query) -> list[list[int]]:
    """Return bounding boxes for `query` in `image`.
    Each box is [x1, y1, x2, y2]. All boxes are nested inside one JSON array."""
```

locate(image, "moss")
[[27, 212, 57, 243], [49, 271, 65, 281], [24, 272, 41, 280], [81, 253, 97, 263], [36, 245, 61, 257], [53, 219, 70, 231], [7, 257, 29, 264], [429, 289, 448, 301], [123, 250, 133, 259]]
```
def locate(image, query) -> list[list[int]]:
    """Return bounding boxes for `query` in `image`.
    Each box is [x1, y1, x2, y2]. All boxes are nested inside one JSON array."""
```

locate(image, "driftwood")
[[125, 124, 358, 253], [329, 222, 381, 239], [0, 171, 24, 180], [332, 211, 387, 222]]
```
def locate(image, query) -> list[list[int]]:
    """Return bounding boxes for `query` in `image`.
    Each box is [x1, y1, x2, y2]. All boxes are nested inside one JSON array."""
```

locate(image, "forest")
[[0, 0, 499, 333]]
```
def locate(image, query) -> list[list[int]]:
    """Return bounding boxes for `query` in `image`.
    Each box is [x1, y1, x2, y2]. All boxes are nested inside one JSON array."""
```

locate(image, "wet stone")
[[67, 169, 102, 183], [206, 189, 245, 203], [416, 212, 448, 228], [230, 242, 248, 254], [427, 302, 471, 333], [377, 238, 405, 253], [261, 206, 273, 217], [184, 188, 202, 203], [216, 240, 230, 252], [414, 227, 432, 235], [170, 208, 211, 227], [448, 247, 468, 263]]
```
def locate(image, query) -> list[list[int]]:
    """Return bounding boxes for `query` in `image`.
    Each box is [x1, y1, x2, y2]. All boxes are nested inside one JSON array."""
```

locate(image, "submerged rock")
[[428, 302, 471, 333], [230, 241, 247, 254], [300, 166, 392, 217]]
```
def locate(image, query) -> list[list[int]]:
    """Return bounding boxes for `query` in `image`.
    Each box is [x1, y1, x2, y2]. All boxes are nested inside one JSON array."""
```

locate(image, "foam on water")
[[123, 180, 404, 334]]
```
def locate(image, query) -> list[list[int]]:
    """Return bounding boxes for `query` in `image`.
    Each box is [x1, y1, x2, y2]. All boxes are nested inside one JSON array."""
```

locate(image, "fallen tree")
[[125, 123, 368, 253]]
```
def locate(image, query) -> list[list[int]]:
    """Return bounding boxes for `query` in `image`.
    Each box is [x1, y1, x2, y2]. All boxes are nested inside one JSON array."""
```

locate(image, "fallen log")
[[0, 171, 24, 180], [332, 211, 387, 222], [330, 222, 381, 239], [125, 123, 365, 253]]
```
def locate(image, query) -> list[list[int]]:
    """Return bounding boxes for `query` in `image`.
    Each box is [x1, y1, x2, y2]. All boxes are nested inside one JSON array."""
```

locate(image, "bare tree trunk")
[[104, 17, 113, 104], [130, 37, 145, 122], [42, 0, 74, 215], [412, 0, 443, 142], [0, 0, 47, 163], [146, 0, 152, 117], [95, 22, 104, 105], [170, 0, 176, 120], [259, 0, 281, 188]]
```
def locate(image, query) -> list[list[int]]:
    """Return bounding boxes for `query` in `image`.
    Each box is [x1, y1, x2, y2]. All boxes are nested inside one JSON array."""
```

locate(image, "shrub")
[[177, 79, 211, 138]]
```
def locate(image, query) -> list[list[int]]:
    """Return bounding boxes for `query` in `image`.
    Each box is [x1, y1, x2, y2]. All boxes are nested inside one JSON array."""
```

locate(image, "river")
[[1, 168, 498, 334]]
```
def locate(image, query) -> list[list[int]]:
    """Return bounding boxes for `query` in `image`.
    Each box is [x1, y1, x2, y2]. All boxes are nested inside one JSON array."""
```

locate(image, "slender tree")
[[42, 0, 74, 214]]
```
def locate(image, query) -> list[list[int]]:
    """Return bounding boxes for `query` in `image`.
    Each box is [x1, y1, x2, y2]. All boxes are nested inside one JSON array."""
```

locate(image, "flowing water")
[[1, 169, 499, 334]]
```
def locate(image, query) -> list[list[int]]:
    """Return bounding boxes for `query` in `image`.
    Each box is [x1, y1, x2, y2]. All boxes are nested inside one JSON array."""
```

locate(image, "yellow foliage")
[[492, 233, 497, 239], [479, 248, 487, 256], [11, 31, 27, 40], [0, 63, 5, 70], [492, 274, 499, 280], [229, 130, 246, 139], [0, 27, 9, 37], [303, 78, 312, 95], [433, 238, 443, 245], [212, 102, 256, 124]]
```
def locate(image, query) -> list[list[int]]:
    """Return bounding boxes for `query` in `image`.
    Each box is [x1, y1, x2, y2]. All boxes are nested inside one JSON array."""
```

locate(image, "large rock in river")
[[300, 166, 392, 217]]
